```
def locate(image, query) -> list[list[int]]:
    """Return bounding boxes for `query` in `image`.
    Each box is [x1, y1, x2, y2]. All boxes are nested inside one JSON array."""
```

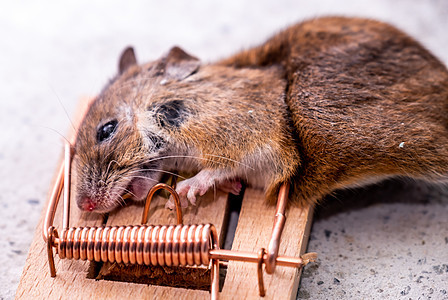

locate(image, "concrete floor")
[[299, 180, 448, 299], [1, 1, 447, 299]]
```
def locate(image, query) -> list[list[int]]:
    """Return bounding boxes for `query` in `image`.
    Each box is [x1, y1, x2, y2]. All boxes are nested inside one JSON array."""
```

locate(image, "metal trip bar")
[[209, 249, 304, 268]]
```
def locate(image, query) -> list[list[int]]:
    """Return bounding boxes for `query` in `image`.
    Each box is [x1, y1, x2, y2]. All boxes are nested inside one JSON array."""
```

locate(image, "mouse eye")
[[97, 120, 118, 142]]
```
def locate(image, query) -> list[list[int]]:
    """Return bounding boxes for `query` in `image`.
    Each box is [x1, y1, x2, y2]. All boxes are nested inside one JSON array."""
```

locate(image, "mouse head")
[[74, 46, 200, 213]]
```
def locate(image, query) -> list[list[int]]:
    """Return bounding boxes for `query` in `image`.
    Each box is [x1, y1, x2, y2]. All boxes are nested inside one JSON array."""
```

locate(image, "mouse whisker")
[[139, 155, 226, 168], [50, 84, 76, 133], [141, 155, 254, 170], [109, 191, 127, 207], [125, 168, 187, 180], [41, 126, 71, 145], [118, 193, 128, 205], [203, 154, 255, 170], [114, 174, 160, 184], [104, 159, 121, 177], [111, 186, 136, 197]]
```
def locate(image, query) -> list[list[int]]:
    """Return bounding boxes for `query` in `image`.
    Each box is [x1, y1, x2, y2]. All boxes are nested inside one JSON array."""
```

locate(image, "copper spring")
[[57, 224, 219, 267]]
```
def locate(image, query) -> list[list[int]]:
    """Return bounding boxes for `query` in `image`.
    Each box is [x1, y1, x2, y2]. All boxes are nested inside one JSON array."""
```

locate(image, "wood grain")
[[16, 185, 313, 300], [221, 188, 313, 300]]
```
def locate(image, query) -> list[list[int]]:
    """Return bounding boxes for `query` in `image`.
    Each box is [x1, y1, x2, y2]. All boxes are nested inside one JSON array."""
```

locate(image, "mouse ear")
[[119, 46, 138, 74], [162, 46, 200, 81]]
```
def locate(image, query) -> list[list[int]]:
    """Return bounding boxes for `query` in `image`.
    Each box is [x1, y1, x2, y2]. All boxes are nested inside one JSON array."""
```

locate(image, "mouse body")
[[74, 17, 448, 213]]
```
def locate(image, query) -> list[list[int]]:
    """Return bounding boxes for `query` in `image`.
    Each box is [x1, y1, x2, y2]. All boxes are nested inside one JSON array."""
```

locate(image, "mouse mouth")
[[122, 177, 154, 201]]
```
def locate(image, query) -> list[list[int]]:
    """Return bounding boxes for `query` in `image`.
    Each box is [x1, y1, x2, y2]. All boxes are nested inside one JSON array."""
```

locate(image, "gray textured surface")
[[1, 1, 447, 299], [299, 180, 448, 299]]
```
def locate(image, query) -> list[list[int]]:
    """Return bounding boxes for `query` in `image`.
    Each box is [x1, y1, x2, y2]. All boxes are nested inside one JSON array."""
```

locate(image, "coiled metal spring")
[[57, 224, 218, 267]]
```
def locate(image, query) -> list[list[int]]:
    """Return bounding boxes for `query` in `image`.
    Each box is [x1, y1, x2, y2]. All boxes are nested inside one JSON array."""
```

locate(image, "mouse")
[[73, 16, 448, 213]]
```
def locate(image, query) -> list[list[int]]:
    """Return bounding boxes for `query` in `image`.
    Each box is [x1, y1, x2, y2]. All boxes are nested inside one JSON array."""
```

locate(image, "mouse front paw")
[[164, 169, 243, 210], [165, 175, 213, 209]]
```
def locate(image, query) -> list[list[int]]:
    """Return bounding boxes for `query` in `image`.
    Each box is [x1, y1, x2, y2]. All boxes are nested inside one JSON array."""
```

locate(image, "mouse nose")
[[80, 197, 97, 211]]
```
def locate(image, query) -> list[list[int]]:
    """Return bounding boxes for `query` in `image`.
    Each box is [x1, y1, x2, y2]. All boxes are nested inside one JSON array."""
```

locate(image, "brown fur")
[[220, 17, 448, 206], [75, 17, 448, 212]]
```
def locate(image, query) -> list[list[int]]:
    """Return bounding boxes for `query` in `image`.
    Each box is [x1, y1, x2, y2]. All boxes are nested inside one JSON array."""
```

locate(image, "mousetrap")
[[16, 98, 316, 300]]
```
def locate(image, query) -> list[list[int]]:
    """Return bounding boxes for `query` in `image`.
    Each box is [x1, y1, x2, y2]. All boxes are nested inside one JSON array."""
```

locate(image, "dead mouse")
[[74, 16, 448, 213]]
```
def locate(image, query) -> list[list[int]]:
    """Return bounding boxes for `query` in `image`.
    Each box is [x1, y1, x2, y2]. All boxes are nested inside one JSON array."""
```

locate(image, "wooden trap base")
[[15, 97, 314, 299], [16, 185, 313, 299]]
